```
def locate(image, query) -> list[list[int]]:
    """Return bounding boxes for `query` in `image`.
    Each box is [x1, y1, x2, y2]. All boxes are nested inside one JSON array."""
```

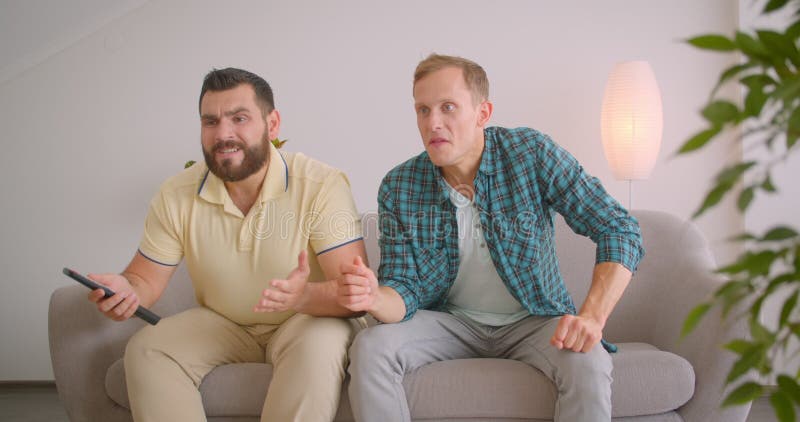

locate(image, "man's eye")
[[417, 106, 430, 115], [202, 120, 217, 127], [443, 103, 455, 112], [234, 116, 247, 123]]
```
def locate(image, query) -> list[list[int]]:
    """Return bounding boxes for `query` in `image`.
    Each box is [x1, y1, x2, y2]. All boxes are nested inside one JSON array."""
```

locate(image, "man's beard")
[[203, 134, 270, 182]]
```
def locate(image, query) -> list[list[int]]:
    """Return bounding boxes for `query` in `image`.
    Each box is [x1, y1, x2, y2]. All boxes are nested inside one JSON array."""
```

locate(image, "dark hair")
[[199, 68, 275, 117]]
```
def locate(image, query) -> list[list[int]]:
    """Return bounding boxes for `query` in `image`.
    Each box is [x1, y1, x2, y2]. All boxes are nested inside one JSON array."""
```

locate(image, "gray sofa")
[[49, 210, 751, 421]]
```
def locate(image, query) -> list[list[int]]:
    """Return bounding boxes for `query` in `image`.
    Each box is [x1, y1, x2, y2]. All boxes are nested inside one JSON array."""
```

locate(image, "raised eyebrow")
[[224, 107, 251, 117], [200, 107, 252, 120]]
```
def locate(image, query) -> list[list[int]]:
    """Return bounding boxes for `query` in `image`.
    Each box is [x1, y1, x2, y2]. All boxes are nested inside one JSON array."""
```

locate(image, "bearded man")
[[85, 67, 366, 422]]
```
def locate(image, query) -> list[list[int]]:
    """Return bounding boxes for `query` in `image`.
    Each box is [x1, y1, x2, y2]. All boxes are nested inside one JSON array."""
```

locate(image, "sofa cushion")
[[106, 342, 693, 419]]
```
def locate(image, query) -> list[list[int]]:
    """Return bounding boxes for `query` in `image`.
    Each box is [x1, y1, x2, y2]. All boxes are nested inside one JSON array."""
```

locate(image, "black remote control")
[[62, 267, 161, 325]]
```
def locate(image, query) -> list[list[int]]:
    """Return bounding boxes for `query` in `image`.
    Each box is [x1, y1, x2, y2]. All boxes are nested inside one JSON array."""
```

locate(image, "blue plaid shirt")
[[378, 126, 644, 322]]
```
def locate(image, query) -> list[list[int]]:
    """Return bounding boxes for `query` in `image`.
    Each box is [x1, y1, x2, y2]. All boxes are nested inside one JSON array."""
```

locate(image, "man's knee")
[[349, 323, 398, 364], [556, 348, 613, 387], [273, 316, 354, 367], [124, 325, 161, 365]]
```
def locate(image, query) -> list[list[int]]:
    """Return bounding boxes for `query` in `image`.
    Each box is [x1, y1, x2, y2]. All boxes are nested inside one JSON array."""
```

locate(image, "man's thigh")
[[351, 310, 490, 372], [126, 307, 265, 384]]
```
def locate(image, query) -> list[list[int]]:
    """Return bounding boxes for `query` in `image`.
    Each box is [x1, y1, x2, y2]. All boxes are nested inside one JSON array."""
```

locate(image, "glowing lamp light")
[[600, 61, 663, 181]]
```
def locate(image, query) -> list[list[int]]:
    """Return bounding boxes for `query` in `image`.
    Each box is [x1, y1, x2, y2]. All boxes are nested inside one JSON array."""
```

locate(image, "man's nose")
[[427, 110, 443, 131], [215, 119, 235, 141]]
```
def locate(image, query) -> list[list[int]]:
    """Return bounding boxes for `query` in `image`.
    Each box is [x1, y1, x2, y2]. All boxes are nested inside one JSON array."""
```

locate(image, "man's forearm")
[[578, 262, 632, 325], [295, 280, 362, 317], [121, 271, 160, 308]]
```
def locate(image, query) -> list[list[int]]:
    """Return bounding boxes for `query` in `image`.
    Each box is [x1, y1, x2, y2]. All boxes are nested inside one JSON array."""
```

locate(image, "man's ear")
[[477, 100, 493, 127], [267, 109, 281, 139]]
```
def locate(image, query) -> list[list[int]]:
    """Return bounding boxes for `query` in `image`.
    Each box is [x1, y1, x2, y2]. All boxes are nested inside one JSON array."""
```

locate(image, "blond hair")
[[413, 53, 489, 104]]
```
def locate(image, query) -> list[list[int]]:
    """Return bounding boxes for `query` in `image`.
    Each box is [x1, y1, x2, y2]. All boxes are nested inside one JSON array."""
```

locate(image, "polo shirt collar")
[[478, 127, 498, 176], [197, 141, 288, 213]]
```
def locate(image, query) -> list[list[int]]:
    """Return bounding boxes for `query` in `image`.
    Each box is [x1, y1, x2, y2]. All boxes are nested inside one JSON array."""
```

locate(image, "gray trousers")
[[348, 310, 612, 422]]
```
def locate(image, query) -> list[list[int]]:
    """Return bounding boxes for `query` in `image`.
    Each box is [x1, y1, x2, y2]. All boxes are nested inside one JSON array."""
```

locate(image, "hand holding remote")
[[63, 268, 160, 325]]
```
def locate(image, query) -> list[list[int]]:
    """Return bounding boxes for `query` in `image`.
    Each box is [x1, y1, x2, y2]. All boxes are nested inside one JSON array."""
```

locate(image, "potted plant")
[[680, 0, 800, 420]]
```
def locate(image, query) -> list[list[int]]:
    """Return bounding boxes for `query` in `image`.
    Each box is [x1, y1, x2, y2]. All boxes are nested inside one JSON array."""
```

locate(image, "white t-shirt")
[[443, 181, 529, 326]]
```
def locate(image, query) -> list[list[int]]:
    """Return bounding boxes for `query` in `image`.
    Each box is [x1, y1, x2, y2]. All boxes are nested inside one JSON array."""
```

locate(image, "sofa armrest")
[[48, 284, 143, 421], [621, 211, 750, 422]]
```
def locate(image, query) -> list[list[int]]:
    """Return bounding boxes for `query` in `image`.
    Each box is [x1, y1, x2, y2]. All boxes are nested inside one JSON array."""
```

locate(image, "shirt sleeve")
[[138, 188, 184, 266], [308, 172, 363, 255], [534, 134, 645, 272], [376, 178, 422, 321]]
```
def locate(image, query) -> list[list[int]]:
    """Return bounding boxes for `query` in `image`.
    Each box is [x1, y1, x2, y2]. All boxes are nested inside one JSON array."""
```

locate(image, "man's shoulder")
[[488, 126, 552, 150], [282, 150, 346, 186], [486, 126, 568, 165]]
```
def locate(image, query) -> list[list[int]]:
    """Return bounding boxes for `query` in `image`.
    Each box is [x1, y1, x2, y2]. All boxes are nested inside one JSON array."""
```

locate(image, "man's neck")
[[224, 162, 269, 215], [440, 137, 485, 200]]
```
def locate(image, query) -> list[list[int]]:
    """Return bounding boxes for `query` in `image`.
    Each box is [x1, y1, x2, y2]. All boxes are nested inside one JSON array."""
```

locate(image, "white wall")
[[0, 0, 741, 380]]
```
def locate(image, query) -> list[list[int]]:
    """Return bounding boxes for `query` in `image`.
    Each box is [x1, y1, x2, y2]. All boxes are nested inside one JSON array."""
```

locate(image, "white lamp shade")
[[600, 61, 663, 180]]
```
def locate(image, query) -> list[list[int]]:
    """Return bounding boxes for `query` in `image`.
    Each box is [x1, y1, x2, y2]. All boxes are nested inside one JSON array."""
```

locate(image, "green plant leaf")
[[716, 161, 757, 185], [788, 19, 800, 40], [271, 138, 288, 149], [757, 30, 800, 68], [779, 290, 799, 328], [792, 322, 800, 338], [714, 62, 759, 97], [722, 290, 750, 318], [677, 126, 722, 154], [184, 160, 196, 169], [771, 77, 800, 100], [702, 100, 741, 125], [725, 339, 756, 355], [750, 318, 776, 343], [745, 87, 770, 117], [736, 31, 771, 61], [687, 34, 737, 51], [681, 302, 712, 337], [786, 106, 800, 146], [762, 175, 777, 192], [693, 181, 734, 218], [776, 375, 800, 405], [738, 186, 756, 211], [740, 74, 778, 89], [763, 226, 799, 241], [719, 250, 778, 276], [730, 232, 758, 241], [727, 345, 767, 383], [745, 250, 780, 276], [764, 0, 791, 13], [769, 390, 796, 422], [714, 279, 747, 298], [789, 131, 800, 149], [722, 382, 763, 406]]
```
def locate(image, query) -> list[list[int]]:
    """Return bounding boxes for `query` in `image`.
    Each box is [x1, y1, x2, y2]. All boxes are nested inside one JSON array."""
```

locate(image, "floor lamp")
[[600, 61, 663, 210]]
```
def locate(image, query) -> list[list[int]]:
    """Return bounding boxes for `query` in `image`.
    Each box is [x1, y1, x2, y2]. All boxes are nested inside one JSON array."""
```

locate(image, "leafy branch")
[[679, 1, 800, 420]]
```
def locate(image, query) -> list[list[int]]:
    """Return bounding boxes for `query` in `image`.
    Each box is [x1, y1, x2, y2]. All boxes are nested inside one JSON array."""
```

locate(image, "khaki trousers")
[[124, 307, 355, 422]]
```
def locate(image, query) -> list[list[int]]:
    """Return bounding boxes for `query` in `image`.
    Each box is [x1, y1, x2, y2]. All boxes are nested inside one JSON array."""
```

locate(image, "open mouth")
[[214, 142, 244, 155]]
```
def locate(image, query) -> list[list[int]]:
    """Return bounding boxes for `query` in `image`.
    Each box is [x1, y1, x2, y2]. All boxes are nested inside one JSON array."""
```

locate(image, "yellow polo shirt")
[[138, 143, 362, 325]]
